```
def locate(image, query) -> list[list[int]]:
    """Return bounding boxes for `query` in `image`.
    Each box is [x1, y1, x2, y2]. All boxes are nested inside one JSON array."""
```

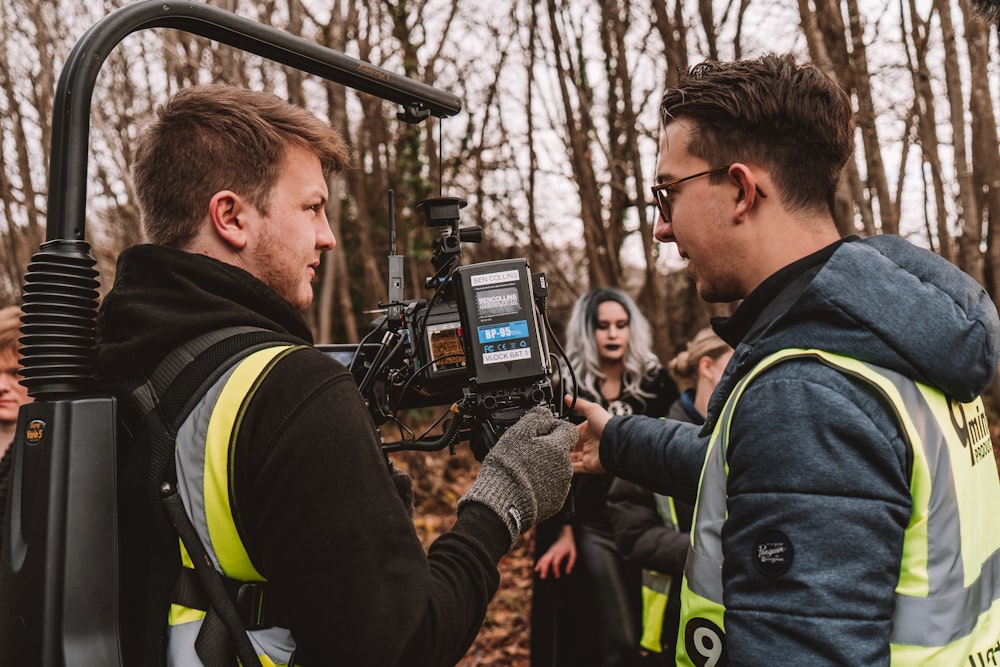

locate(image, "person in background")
[[0, 306, 31, 550], [607, 328, 732, 665], [95, 84, 577, 666], [533, 287, 678, 667], [571, 53, 1000, 665], [663, 328, 732, 428]]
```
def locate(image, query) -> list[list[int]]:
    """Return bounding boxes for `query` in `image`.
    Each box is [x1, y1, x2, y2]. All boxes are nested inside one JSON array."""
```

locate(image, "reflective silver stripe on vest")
[[894, 549, 1000, 646], [643, 569, 672, 594], [168, 623, 294, 667], [685, 349, 1000, 650], [169, 346, 299, 666], [175, 360, 238, 572], [654, 493, 677, 526], [684, 372, 741, 604], [875, 366, 998, 645]]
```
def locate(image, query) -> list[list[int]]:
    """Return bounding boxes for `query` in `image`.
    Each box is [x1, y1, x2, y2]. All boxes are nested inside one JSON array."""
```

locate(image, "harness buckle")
[[235, 583, 268, 631]]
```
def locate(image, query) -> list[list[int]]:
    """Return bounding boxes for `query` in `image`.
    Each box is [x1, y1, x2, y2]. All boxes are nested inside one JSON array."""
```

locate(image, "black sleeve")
[[233, 348, 509, 666], [606, 477, 689, 575], [641, 367, 680, 419]]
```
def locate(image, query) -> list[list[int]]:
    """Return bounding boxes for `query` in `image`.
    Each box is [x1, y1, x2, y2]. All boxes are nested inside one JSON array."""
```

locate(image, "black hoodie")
[[98, 244, 510, 666]]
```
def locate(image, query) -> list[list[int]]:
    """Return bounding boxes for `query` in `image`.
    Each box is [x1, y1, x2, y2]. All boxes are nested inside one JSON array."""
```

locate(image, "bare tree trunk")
[[964, 9, 1000, 298], [651, 0, 689, 77], [732, 0, 752, 60], [806, 0, 892, 237], [698, 0, 720, 60], [892, 99, 921, 246], [600, 0, 672, 358], [322, 0, 363, 343], [544, 0, 614, 288], [841, 0, 897, 234], [0, 0, 58, 302], [842, 161, 875, 237], [937, 0, 984, 282], [798, 0, 864, 235], [903, 0, 952, 259]]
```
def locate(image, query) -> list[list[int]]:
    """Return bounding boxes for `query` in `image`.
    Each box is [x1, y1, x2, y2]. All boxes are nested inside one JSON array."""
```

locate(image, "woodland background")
[[1, 0, 999, 664]]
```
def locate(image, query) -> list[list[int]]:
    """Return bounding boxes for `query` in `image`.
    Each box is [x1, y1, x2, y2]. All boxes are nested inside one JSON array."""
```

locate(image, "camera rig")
[[0, 2, 496, 664], [322, 196, 556, 459]]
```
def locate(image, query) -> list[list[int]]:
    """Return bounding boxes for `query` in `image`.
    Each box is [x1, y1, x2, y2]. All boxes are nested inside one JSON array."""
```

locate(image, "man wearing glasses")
[[571, 53, 1000, 665]]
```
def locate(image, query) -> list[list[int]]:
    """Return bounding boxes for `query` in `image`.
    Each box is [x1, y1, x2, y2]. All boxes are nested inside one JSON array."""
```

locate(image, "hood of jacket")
[[96, 244, 314, 381], [707, 235, 1000, 423]]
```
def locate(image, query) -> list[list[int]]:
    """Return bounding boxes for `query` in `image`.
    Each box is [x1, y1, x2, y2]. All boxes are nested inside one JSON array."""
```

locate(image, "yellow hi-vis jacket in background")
[[639, 494, 680, 655]]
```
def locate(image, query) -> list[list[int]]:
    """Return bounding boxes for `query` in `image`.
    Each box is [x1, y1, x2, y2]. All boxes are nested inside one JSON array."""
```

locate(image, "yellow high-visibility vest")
[[677, 349, 1000, 666], [639, 493, 681, 654], [169, 344, 303, 667]]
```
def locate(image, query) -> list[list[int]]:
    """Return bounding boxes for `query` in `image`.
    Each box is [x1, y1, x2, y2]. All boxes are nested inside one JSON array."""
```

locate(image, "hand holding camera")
[[458, 406, 578, 546]]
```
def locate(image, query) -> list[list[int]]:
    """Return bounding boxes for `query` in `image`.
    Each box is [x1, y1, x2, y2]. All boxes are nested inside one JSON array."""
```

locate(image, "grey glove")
[[458, 406, 577, 546]]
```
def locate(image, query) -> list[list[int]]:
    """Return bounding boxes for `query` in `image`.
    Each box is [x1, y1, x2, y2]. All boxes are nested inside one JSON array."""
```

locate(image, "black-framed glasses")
[[650, 165, 766, 223]]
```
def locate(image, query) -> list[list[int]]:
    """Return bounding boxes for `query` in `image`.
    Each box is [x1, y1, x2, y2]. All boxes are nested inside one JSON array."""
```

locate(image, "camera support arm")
[[47, 0, 463, 243], [23, 0, 463, 401]]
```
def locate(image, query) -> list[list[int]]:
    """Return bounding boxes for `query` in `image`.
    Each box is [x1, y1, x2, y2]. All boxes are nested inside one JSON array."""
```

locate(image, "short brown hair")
[[133, 85, 351, 247], [660, 53, 854, 217], [0, 306, 23, 355]]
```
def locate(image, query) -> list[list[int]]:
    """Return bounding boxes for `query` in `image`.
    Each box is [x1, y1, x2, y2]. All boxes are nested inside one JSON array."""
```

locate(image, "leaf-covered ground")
[[394, 446, 534, 667]]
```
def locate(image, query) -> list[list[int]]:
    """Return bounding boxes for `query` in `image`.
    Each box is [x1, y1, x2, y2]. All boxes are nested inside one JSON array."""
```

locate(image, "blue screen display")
[[477, 319, 529, 344]]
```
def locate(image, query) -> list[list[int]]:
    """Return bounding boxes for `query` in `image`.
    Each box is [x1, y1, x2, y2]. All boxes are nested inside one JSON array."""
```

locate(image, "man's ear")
[[728, 163, 763, 219], [208, 190, 249, 250]]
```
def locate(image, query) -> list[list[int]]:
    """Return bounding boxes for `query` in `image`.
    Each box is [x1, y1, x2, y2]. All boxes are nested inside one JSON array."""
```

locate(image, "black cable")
[[542, 308, 578, 415], [390, 352, 466, 416]]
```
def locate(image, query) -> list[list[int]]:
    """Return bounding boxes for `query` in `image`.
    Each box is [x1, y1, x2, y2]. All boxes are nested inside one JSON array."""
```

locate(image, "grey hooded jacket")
[[598, 235, 1000, 666]]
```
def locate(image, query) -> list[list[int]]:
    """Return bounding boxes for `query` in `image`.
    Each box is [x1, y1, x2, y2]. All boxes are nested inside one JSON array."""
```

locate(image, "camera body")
[[320, 197, 554, 456]]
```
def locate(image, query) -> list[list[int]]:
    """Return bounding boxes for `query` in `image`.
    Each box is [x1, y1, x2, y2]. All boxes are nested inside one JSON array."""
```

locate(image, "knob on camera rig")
[[323, 195, 556, 460]]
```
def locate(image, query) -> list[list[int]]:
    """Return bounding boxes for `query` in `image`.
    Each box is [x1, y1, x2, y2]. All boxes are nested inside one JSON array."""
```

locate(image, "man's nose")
[[317, 217, 336, 251], [653, 216, 675, 244]]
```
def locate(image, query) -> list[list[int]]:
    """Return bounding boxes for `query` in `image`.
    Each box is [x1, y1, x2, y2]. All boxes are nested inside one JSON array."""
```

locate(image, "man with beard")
[[97, 85, 577, 666]]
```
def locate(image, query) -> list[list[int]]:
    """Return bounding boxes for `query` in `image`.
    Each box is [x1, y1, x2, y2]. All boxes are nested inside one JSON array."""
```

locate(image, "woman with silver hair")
[[532, 287, 678, 667], [563, 287, 669, 417]]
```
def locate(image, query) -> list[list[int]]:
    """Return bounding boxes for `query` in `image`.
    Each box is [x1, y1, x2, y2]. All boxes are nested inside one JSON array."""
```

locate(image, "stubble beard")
[[694, 271, 745, 305], [255, 228, 313, 312]]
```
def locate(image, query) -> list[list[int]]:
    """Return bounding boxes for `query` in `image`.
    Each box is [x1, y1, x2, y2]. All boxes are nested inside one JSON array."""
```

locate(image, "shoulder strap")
[[113, 326, 306, 667], [136, 326, 308, 430]]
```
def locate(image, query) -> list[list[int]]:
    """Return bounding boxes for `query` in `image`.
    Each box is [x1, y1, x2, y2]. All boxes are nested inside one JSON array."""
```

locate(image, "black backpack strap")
[[171, 567, 287, 631], [161, 483, 262, 667], [140, 326, 308, 431], [113, 326, 307, 667]]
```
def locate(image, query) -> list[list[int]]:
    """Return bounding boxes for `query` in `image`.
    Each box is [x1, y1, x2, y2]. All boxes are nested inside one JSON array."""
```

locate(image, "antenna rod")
[[387, 190, 404, 326], [388, 190, 397, 256]]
